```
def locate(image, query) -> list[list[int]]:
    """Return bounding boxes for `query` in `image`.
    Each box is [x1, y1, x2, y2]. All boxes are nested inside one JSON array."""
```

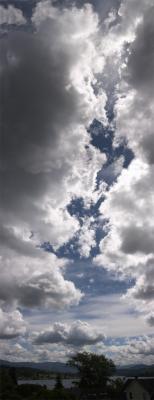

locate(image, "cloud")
[[0, 309, 26, 339], [34, 320, 104, 346], [0, 5, 26, 25], [115, 5, 154, 165], [77, 217, 96, 258], [0, 343, 27, 362], [0, 1, 106, 250], [0, 246, 82, 309], [125, 6, 154, 93], [0, 340, 74, 363], [94, 0, 154, 323], [146, 314, 154, 327], [0, 2, 107, 316], [101, 336, 154, 365], [1, 0, 154, 363]]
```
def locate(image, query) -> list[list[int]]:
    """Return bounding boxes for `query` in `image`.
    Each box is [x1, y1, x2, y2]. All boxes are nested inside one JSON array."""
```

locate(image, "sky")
[[0, 0, 154, 366]]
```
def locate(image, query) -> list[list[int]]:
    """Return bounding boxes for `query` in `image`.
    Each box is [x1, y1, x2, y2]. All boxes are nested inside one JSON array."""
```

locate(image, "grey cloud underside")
[[1, 32, 78, 150], [147, 314, 154, 327], [133, 267, 154, 301], [126, 6, 154, 93], [0, 31, 79, 200], [124, 5, 154, 164], [121, 226, 154, 254]]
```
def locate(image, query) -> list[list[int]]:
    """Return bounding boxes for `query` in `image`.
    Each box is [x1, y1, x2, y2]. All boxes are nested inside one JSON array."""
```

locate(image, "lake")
[[18, 378, 78, 390], [18, 376, 153, 390]]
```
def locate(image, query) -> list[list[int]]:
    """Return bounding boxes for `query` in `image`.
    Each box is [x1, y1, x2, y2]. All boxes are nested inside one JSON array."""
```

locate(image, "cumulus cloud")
[[0, 5, 26, 25], [34, 320, 104, 346], [0, 1, 106, 250], [1, 0, 154, 363], [0, 1, 107, 316], [0, 343, 28, 362], [114, 5, 154, 164], [77, 217, 96, 258], [0, 340, 74, 363], [94, 0, 154, 323], [0, 309, 26, 339], [0, 246, 82, 309], [105, 336, 154, 365]]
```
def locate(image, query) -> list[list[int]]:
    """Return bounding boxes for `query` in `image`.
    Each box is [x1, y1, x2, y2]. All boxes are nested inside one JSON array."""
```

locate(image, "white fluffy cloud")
[[0, 309, 26, 339], [34, 320, 104, 347], [99, 336, 154, 365], [0, 5, 26, 25], [0, 340, 74, 363], [0, 244, 82, 310], [122, 336, 154, 364], [77, 217, 97, 258]]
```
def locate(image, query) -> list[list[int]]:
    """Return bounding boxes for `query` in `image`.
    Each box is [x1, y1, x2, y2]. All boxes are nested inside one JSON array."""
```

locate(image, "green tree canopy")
[[68, 351, 115, 396]]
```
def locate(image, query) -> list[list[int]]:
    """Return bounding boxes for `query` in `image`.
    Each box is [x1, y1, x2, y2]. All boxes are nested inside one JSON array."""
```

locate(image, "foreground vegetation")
[[0, 368, 76, 400], [0, 352, 124, 400]]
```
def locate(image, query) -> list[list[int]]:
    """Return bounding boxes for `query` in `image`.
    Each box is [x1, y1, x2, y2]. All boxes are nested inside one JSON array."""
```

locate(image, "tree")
[[54, 374, 63, 390], [68, 351, 115, 397], [9, 367, 17, 386], [108, 378, 124, 399]]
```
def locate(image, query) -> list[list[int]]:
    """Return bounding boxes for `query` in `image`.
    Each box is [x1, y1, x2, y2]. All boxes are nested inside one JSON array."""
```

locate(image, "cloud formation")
[[100, 336, 154, 365], [0, 309, 26, 339], [0, 247, 82, 309], [0, 0, 154, 363], [0, 5, 26, 25], [34, 320, 104, 347], [94, 0, 154, 323], [147, 314, 154, 327], [0, 2, 106, 316]]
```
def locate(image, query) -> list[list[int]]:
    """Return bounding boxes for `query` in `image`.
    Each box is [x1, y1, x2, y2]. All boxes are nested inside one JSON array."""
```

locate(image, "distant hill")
[[0, 360, 10, 366], [116, 364, 154, 377], [0, 360, 154, 377], [0, 360, 77, 374]]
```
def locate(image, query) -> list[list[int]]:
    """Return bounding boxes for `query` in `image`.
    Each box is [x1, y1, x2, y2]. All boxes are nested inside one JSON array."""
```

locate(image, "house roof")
[[123, 378, 154, 396]]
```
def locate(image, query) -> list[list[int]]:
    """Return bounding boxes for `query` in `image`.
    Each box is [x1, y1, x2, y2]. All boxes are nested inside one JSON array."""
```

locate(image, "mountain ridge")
[[0, 359, 154, 376]]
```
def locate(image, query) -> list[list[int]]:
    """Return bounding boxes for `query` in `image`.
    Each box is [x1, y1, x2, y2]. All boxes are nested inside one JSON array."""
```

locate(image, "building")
[[122, 378, 154, 400]]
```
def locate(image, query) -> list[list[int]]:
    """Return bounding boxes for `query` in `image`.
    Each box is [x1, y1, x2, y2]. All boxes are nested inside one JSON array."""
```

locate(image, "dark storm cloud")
[[126, 6, 154, 93], [0, 26, 82, 219], [0, 31, 78, 169]]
